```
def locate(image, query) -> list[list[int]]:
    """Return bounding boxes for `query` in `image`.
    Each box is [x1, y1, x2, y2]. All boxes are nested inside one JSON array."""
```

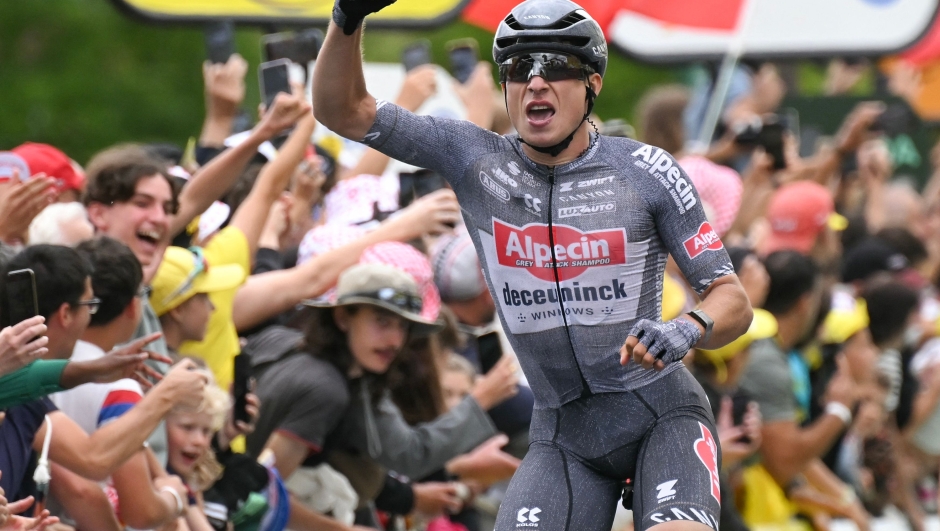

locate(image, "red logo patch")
[[683, 222, 723, 259], [493, 220, 626, 282], [694, 422, 721, 503]]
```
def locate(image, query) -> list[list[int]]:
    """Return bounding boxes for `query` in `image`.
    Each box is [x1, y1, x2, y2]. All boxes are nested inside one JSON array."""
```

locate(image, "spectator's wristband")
[[825, 402, 852, 426], [161, 486, 185, 517]]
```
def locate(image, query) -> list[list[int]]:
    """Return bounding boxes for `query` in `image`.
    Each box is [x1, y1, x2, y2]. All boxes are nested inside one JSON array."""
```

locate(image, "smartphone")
[[262, 29, 323, 65], [731, 391, 752, 444], [259, 59, 292, 110], [447, 39, 479, 84], [871, 102, 911, 137], [477, 331, 503, 374], [402, 40, 432, 72], [398, 169, 449, 209], [204, 21, 234, 64], [233, 353, 252, 424], [6, 269, 38, 328], [758, 120, 787, 171]]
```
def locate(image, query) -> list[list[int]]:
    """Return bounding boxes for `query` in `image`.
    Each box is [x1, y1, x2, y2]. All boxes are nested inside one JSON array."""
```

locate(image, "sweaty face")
[[504, 73, 599, 149], [166, 411, 214, 478], [339, 305, 409, 375], [92, 175, 174, 269]]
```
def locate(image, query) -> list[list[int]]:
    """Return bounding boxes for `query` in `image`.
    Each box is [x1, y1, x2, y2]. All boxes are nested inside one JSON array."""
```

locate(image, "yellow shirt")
[[179, 226, 249, 390]]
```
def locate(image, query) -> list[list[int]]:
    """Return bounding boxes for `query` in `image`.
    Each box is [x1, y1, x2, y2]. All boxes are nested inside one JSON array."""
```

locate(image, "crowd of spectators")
[[1, 41, 940, 531]]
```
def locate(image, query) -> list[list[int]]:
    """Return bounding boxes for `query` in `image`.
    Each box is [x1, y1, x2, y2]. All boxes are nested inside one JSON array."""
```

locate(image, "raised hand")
[[396, 65, 438, 112], [157, 360, 209, 409], [385, 189, 461, 239], [0, 316, 49, 377], [333, 0, 399, 35], [0, 172, 57, 245], [470, 355, 520, 410], [203, 54, 249, 119], [256, 92, 312, 140]]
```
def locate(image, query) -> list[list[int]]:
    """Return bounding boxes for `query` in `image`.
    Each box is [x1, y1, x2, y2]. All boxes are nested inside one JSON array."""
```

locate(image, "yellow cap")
[[828, 212, 849, 232], [699, 309, 778, 382], [821, 293, 869, 345], [150, 246, 246, 316], [661, 274, 687, 321], [316, 135, 343, 162]]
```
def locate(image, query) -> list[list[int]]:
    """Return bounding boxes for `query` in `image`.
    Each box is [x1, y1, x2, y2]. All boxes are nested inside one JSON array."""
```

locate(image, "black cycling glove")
[[333, 0, 397, 35], [628, 317, 702, 364]]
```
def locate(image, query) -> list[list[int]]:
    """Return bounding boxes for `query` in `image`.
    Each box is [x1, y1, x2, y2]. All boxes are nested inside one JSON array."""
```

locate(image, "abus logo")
[[558, 202, 615, 219], [516, 507, 541, 527], [683, 222, 723, 259], [480, 171, 510, 202], [493, 220, 626, 282], [631, 145, 697, 212], [694, 422, 721, 504]]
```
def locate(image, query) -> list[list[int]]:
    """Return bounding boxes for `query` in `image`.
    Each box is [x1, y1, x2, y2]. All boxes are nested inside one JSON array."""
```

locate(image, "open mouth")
[[526, 101, 556, 125], [180, 450, 201, 462], [136, 229, 162, 249]]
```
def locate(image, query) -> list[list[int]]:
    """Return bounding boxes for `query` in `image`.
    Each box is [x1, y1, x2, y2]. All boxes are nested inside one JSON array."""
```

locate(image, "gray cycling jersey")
[[362, 102, 734, 409]]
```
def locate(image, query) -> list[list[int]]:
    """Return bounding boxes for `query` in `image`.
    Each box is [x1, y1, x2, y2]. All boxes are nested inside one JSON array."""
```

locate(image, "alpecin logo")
[[694, 422, 721, 504], [683, 222, 723, 259], [493, 219, 626, 282], [631, 144, 696, 213]]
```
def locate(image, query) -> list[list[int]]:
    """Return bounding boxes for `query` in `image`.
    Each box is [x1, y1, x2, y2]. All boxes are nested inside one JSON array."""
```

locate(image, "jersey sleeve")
[[635, 146, 734, 294], [359, 101, 502, 187]]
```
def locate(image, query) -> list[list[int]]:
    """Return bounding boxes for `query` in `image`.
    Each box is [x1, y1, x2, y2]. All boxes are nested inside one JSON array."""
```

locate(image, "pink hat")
[[12, 142, 85, 193], [359, 242, 441, 323], [679, 155, 742, 237], [297, 224, 367, 266], [762, 181, 848, 255]]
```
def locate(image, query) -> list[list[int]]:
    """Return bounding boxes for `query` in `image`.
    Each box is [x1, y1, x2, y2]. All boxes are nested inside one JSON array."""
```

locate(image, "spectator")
[[28, 202, 94, 247], [50, 237, 192, 530], [757, 182, 848, 275], [245, 262, 515, 529], [12, 142, 85, 204]]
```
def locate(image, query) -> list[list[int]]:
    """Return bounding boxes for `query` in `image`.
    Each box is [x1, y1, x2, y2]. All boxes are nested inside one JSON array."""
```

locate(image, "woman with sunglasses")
[[313, 1, 752, 530]]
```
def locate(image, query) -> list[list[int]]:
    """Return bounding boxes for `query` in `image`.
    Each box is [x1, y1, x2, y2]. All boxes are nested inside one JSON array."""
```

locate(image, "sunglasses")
[[499, 53, 593, 83], [345, 287, 423, 314]]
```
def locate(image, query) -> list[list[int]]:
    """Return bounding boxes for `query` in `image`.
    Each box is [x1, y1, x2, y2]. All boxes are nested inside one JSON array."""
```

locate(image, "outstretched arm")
[[313, 24, 376, 140]]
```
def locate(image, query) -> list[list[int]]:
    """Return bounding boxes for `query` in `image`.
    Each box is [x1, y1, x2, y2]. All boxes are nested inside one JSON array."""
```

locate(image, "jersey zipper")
[[547, 165, 590, 393]]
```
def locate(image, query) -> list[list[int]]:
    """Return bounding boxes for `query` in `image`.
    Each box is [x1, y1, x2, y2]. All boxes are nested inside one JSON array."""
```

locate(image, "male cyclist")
[[314, 0, 752, 529]]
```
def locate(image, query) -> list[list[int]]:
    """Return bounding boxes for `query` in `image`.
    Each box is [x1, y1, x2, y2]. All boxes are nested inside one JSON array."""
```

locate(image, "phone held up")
[[204, 21, 235, 65], [7, 268, 39, 327], [233, 353, 252, 424], [402, 40, 432, 72], [447, 39, 479, 84]]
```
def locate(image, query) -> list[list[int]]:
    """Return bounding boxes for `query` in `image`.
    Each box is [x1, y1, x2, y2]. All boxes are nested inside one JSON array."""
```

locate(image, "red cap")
[[11, 142, 85, 193], [762, 181, 848, 255]]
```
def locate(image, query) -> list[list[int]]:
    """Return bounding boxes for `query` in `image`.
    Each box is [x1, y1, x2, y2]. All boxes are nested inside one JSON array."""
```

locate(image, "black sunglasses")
[[499, 53, 593, 83]]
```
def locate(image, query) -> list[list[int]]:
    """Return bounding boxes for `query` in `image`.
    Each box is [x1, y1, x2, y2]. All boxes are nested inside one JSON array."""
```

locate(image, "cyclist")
[[313, 0, 753, 529]]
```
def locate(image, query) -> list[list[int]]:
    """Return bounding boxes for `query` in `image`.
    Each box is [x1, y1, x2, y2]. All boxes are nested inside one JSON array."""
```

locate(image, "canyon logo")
[[493, 220, 626, 282]]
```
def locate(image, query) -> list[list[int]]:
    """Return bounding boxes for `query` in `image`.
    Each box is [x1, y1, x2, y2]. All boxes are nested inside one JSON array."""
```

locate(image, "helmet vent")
[[504, 14, 525, 30], [551, 11, 587, 29]]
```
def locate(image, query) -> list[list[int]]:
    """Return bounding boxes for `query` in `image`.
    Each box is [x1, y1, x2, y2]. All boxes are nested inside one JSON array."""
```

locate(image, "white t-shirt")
[[51, 340, 144, 433]]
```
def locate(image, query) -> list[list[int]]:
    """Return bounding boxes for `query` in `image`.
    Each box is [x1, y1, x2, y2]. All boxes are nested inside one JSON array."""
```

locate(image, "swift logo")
[[650, 508, 717, 529], [516, 507, 541, 527], [683, 222, 723, 259], [363, 132, 381, 142], [631, 145, 696, 213], [524, 194, 542, 214], [656, 480, 678, 502], [493, 220, 626, 282], [694, 422, 721, 503], [558, 202, 615, 219], [558, 177, 615, 193], [480, 171, 510, 202]]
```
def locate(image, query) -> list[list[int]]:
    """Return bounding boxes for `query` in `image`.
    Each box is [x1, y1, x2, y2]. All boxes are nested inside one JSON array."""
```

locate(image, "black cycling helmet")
[[493, 0, 608, 78]]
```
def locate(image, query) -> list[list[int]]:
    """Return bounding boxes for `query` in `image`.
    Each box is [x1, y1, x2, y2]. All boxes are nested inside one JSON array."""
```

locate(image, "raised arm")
[[312, 23, 377, 140], [230, 99, 316, 259]]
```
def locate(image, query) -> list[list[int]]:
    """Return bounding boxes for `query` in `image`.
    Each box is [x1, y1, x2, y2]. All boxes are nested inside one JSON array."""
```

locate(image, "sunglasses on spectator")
[[499, 53, 594, 83], [342, 287, 423, 314]]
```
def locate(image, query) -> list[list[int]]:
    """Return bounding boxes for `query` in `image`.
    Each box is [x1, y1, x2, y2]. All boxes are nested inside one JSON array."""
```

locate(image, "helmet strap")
[[516, 84, 597, 158]]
